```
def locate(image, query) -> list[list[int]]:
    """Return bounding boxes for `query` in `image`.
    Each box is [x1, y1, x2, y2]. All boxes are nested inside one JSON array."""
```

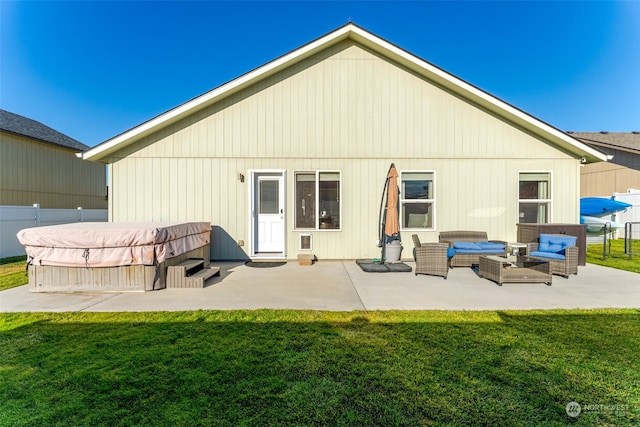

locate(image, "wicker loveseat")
[[439, 230, 508, 267], [527, 234, 579, 278]]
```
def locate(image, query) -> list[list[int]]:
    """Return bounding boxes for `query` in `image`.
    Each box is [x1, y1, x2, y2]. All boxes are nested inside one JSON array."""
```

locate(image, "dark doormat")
[[356, 259, 412, 273], [245, 261, 287, 268]]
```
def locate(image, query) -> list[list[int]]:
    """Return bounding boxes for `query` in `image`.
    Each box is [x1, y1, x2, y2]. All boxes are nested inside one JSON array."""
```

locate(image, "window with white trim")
[[294, 171, 341, 230], [400, 171, 435, 229], [518, 172, 551, 223]]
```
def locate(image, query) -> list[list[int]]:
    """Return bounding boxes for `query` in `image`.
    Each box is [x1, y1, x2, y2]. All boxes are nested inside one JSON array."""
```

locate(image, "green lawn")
[[1, 310, 639, 426], [0, 256, 27, 291], [586, 239, 640, 273]]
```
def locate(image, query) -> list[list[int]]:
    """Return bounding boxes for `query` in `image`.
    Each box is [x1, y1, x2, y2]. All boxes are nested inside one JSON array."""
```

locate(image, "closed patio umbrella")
[[384, 165, 400, 238], [379, 163, 401, 263]]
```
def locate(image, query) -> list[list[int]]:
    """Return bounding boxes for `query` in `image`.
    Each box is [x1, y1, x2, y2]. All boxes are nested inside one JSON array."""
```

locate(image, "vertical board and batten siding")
[[108, 41, 578, 260], [0, 133, 107, 209]]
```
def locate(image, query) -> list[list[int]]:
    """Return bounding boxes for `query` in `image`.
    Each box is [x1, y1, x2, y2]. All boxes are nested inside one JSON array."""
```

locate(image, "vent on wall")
[[299, 234, 313, 251]]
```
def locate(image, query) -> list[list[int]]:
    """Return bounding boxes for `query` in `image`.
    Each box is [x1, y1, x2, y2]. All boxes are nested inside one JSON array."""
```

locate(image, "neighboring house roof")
[[0, 109, 89, 151], [82, 22, 608, 164], [569, 132, 640, 155]]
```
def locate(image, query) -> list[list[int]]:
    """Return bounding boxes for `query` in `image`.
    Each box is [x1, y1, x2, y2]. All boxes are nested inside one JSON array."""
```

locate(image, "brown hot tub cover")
[[17, 222, 210, 267]]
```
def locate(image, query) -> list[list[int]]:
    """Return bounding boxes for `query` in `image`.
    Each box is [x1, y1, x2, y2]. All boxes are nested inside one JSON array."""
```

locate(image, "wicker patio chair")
[[412, 234, 449, 279], [527, 236, 579, 278]]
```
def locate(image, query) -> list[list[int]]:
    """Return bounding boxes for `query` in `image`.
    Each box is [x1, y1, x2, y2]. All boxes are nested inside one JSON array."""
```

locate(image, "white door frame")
[[248, 169, 286, 259]]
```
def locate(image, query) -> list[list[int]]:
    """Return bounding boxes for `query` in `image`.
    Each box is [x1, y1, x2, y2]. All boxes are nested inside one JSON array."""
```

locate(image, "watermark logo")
[[566, 401, 581, 418], [566, 401, 630, 418]]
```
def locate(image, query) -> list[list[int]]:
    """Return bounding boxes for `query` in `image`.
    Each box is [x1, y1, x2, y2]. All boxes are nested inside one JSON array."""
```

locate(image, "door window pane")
[[259, 180, 279, 214]]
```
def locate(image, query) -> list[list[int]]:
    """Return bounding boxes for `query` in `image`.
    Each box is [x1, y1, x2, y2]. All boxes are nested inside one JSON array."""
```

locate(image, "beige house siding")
[[106, 42, 580, 260], [0, 132, 107, 209]]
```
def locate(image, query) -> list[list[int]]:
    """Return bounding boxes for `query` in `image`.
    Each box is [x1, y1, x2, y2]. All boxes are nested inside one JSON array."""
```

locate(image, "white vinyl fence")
[[0, 204, 108, 258], [613, 189, 640, 240]]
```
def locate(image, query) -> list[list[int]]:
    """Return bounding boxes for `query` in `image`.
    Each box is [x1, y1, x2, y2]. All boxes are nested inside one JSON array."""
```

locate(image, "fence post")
[[625, 222, 638, 260], [78, 207, 83, 222], [33, 203, 40, 227], [602, 222, 611, 260]]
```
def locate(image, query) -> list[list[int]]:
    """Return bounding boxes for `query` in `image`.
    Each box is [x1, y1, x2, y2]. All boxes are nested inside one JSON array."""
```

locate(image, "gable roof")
[[0, 109, 89, 151], [569, 132, 640, 155], [82, 22, 608, 164]]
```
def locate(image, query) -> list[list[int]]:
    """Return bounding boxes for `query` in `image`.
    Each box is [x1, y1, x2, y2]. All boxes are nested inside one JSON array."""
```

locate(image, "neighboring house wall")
[[0, 132, 107, 209], [106, 42, 581, 260], [581, 161, 640, 197], [573, 132, 640, 197]]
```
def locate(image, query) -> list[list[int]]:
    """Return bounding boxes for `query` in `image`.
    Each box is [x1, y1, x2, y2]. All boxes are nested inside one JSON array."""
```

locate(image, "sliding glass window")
[[294, 171, 341, 230]]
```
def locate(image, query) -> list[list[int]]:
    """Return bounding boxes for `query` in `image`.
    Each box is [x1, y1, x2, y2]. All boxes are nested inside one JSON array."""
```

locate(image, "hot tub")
[[17, 222, 211, 292]]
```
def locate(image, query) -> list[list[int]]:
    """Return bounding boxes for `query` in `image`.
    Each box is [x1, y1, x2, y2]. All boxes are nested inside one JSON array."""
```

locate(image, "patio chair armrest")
[[489, 240, 509, 254], [415, 243, 448, 256], [489, 240, 508, 245], [565, 246, 578, 255], [438, 239, 454, 248], [565, 246, 579, 267]]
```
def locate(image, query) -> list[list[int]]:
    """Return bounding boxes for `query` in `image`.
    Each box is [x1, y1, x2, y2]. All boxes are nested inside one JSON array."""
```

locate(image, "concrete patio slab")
[[345, 262, 639, 310], [1, 261, 638, 312]]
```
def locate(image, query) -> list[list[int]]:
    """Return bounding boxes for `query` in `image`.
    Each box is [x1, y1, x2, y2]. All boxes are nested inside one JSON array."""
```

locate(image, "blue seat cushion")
[[476, 242, 505, 251], [538, 234, 577, 255], [452, 241, 505, 254], [530, 250, 566, 261], [453, 242, 479, 250], [455, 249, 505, 254]]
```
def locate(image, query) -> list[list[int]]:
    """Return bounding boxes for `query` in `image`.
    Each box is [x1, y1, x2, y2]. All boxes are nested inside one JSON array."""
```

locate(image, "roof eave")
[[573, 137, 640, 156], [1, 129, 89, 153]]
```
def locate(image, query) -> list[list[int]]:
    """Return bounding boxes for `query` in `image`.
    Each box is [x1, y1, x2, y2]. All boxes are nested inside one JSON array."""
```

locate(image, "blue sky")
[[1, 1, 639, 147]]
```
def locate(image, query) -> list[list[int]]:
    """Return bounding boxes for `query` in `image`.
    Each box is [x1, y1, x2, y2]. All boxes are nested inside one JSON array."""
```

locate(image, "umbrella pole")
[[379, 178, 388, 264]]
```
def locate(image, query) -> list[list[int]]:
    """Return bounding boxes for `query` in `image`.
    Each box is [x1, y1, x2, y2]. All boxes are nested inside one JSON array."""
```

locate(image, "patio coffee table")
[[479, 255, 552, 286]]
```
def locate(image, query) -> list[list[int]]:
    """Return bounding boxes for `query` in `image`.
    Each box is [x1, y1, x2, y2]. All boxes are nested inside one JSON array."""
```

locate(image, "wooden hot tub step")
[[167, 258, 219, 288], [184, 267, 220, 288]]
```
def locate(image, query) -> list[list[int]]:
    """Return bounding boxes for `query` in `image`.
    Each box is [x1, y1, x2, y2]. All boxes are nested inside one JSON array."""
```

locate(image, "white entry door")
[[252, 172, 285, 256]]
